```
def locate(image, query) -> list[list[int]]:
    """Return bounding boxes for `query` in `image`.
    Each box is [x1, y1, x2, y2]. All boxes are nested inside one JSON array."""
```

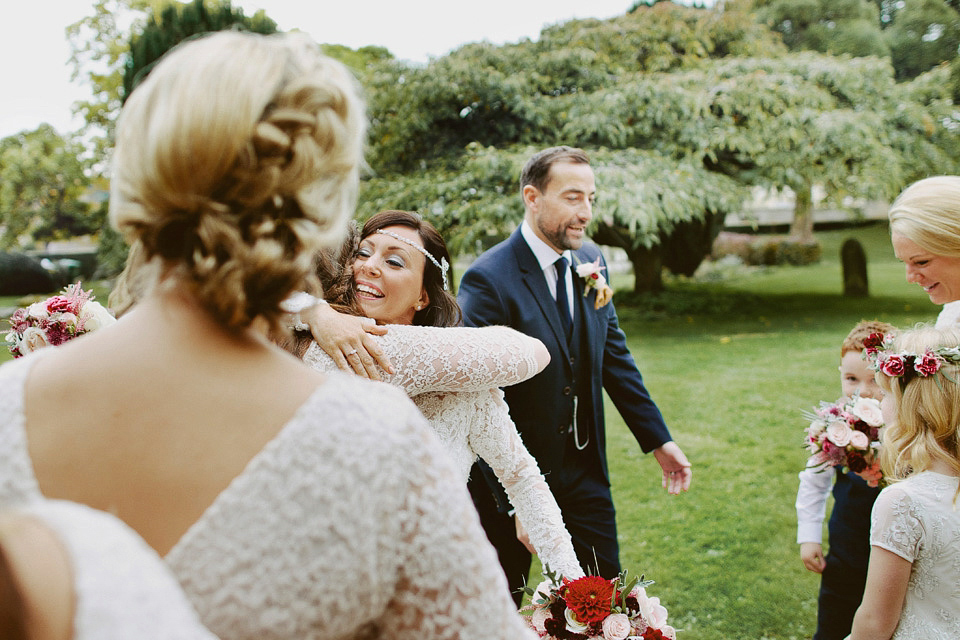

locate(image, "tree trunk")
[[628, 244, 664, 293], [789, 183, 815, 242]]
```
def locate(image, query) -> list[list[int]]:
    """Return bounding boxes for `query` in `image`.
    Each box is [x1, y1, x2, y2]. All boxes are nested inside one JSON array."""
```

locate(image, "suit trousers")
[[468, 454, 621, 606]]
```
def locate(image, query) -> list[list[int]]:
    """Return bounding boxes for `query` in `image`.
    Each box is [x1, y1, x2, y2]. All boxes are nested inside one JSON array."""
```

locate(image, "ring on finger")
[[344, 348, 358, 357]]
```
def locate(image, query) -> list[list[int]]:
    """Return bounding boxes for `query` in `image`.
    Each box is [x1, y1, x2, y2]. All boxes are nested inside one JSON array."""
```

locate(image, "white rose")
[[851, 397, 883, 427], [825, 421, 853, 447], [564, 608, 589, 634], [21, 327, 50, 353], [80, 300, 116, 332], [55, 312, 79, 331], [26, 302, 49, 321], [849, 430, 870, 450]]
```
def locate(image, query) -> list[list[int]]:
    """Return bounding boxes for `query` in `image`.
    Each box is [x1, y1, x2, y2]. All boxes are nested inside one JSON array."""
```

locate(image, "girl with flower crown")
[[288, 209, 585, 585], [847, 325, 960, 640]]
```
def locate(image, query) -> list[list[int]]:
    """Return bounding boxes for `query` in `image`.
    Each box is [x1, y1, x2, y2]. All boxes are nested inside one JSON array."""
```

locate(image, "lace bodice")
[[304, 324, 584, 580], [0, 354, 536, 640], [870, 472, 960, 639], [16, 500, 217, 639]]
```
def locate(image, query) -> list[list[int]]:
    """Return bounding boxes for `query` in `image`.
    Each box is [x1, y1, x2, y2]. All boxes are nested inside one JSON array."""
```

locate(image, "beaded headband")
[[863, 331, 960, 388], [375, 228, 449, 290]]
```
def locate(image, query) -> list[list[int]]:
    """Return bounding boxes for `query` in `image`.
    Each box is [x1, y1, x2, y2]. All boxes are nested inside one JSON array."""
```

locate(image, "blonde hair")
[[877, 325, 960, 488], [888, 176, 960, 257], [109, 31, 366, 331]]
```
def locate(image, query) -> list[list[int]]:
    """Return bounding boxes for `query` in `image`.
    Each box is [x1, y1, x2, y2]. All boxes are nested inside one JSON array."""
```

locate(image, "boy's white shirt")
[[796, 458, 836, 544]]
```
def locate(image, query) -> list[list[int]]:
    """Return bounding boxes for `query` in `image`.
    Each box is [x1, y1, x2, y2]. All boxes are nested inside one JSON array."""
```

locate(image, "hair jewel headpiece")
[[863, 331, 960, 388], [374, 228, 449, 290]]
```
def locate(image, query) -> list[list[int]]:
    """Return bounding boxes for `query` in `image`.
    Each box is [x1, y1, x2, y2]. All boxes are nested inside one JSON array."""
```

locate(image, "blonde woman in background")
[[0, 31, 534, 640], [888, 176, 960, 327]]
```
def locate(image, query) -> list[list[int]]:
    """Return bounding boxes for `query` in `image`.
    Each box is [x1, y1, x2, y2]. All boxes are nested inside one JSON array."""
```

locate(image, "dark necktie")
[[554, 256, 572, 339]]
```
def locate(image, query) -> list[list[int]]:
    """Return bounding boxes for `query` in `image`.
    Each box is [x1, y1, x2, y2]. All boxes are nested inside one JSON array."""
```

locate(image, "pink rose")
[[914, 352, 942, 377], [850, 398, 883, 427], [880, 355, 905, 377], [848, 430, 870, 450], [530, 607, 551, 633], [825, 421, 853, 447], [601, 613, 631, 640]]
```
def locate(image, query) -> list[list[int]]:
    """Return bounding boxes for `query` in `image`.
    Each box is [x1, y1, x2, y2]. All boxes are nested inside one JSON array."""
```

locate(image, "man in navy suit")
[[460, 146, 692, 601]]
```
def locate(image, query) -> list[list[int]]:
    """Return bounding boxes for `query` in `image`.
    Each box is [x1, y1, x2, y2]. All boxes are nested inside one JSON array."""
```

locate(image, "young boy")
[[795, 320, 895, 640]]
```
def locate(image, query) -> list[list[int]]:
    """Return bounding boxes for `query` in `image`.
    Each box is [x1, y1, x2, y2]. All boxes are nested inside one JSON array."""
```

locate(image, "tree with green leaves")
[[122, 0, 277, 102], [0, 125, 97, 249], [357, 2, 957, 291]]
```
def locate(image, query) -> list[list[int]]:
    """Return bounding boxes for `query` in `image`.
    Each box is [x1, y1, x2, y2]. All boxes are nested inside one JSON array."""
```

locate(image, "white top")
[[520, 220, 574, 316], [935, 301, 960, 328], [796, 458, 836, 544], [304, 324, 584, 580], [14, 500, 217, 640], [870, 471, 960, 639], [0, 353, 536, 640]]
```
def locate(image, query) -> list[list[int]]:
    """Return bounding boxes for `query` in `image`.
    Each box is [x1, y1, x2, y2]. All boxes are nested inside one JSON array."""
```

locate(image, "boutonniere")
[[573, 257, 614, 309]]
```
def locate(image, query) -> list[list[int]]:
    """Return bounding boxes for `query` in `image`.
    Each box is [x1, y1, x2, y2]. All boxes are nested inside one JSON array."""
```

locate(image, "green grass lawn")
[[604, 222, 934, 639], [0, 223, 934, 638]]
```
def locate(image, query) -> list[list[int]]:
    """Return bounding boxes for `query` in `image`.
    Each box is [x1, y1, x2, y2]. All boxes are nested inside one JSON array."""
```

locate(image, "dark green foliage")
[[712, 232, 822, 266], [0, 125, 94, 249], [0, 253, 57, 296], [121, 0, 278, 103]]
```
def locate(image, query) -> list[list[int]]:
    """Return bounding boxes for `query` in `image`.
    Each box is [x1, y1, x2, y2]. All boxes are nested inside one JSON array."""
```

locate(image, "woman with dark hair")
[[300, 210, 585, 583]]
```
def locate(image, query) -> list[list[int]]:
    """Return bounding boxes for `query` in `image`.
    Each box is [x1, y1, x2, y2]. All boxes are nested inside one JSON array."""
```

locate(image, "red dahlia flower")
[[562, 576, 615, 625]]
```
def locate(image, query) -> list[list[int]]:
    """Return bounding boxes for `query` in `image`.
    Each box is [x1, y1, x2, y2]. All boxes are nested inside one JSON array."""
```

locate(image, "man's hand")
[[652, 441, 692, 495], [305, 303, 393, 379], [800, 542, 826, 573]]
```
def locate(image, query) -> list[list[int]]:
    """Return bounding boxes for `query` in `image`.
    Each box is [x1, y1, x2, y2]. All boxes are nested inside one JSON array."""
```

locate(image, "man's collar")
[[520, 220, 572, 271]]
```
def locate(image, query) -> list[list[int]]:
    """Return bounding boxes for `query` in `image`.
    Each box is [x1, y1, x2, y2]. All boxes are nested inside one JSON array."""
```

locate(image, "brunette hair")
[[356, 211, 461, 328], [520, 146, 591, 195], [108, 30, 366, 333]]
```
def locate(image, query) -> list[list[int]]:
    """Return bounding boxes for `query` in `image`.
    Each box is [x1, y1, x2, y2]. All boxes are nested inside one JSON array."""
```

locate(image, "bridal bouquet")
[[5, 283, 116, 358], [522, 569, 676, 640], [803, 395, 884, 487]]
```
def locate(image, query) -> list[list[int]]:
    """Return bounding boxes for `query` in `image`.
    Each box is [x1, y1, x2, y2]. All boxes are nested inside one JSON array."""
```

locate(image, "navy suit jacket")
[[459, 228, 671, 501]]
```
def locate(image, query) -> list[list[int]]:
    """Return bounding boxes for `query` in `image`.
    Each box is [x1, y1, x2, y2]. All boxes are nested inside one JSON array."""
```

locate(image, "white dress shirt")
[[520, 220, 574, 319]]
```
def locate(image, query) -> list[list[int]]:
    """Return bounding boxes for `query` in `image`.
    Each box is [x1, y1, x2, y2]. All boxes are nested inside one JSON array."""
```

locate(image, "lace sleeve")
[[305, 324, 544, 395], [465, 389, 584, 581], [870, 485, 923, 562], [387, 411, 538, 640]]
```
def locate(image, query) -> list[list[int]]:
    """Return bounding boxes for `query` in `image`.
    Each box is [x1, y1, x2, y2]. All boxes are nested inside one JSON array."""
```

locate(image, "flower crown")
[[374, 228, 449, 290], [863, 331, 960, 387]]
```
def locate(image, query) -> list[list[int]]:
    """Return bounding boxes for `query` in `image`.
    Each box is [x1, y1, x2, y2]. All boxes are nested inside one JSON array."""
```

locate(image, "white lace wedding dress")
[[0, 352, 536, 640], [870, 471, 960, 639], [12, 500, 217, 639], [304, 324, 584, 580]]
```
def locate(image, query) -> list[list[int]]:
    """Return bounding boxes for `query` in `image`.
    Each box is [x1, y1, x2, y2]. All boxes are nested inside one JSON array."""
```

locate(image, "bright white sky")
[[0, 0, 652, 139]]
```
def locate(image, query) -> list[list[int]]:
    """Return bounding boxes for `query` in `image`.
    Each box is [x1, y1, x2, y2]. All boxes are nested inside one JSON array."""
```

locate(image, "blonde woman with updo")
[[888, 176, 960, 327], [0, 31, 535, 640]]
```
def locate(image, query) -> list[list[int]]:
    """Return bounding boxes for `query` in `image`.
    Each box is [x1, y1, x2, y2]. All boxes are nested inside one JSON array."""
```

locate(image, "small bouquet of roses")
[[803, 394, 884, 487], [522, 568, 676, 640], [5, 283, 116, 358]]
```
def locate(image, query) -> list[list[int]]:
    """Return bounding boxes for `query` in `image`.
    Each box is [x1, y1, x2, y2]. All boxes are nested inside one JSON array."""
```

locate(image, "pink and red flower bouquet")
[[5, 283, 115, 358], [522, 569, 676, 640], [803, 394, 884, 487]]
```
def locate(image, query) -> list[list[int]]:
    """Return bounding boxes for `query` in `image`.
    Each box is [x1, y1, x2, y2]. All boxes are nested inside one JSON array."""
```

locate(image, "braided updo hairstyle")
[[109, 31, 366, 332]]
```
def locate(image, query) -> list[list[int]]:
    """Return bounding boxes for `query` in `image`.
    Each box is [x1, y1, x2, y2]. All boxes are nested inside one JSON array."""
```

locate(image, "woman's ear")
[[417, 289, 430, 311]]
